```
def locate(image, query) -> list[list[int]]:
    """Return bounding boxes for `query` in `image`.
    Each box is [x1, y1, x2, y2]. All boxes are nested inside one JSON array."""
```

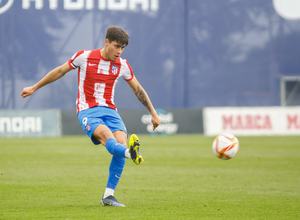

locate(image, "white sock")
[[103, 188, 115, 198], [125, 149, 131, 159]]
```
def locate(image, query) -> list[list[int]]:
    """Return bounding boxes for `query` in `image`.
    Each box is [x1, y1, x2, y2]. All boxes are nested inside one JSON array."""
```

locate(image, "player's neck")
[[100, 48, 109, 60]]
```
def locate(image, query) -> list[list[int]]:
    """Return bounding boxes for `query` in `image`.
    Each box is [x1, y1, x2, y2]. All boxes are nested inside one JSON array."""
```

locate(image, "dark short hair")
[[105, 26, 129, 46]]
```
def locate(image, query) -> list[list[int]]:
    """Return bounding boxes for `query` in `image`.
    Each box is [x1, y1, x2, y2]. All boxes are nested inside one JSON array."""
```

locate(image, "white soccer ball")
[[212, 133, 239, 160]]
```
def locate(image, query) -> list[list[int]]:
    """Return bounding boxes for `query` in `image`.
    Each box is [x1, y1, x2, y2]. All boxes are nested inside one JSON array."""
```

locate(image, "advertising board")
[[203, 107, 300, 136], [0, 110, 61, 137]]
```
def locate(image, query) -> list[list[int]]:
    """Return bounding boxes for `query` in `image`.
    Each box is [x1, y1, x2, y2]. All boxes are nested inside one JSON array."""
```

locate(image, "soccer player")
[[21, 26, 161, 207]]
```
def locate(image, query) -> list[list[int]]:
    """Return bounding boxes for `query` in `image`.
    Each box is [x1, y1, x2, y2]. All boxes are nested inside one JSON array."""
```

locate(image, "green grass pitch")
[[1, 135, 299, 219]]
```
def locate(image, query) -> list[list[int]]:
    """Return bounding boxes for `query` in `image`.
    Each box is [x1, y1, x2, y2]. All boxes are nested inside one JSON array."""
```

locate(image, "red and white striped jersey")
[[68, 49, 134, 113]]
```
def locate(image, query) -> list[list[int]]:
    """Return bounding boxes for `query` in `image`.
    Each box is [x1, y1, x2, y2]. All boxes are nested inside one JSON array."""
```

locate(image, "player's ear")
[[104, 39, 110, 46]]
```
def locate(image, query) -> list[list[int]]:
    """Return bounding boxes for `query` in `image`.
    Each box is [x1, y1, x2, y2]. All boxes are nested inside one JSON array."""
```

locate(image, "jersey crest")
[[111, 65, 119, 75]]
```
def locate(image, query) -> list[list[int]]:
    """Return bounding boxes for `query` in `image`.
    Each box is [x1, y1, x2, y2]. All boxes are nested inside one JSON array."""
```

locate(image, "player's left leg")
[[129, 134, 144, 165]]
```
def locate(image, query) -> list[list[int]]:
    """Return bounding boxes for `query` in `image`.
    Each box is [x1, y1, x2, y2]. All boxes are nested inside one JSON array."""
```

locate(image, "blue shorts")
[[77, 106, 127, 145]]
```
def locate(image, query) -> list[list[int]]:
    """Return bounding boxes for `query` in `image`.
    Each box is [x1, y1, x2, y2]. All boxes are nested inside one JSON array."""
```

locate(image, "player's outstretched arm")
[[127, 76, 160, 130], [21, 62, 72, 98]]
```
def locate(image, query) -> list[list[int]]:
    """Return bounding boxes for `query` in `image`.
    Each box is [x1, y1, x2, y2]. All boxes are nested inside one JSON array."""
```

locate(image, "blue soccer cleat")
[[100, 195, 125, 207]]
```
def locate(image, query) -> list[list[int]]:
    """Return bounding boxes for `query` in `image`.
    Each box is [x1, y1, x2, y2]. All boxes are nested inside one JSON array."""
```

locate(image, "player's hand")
[[21, 86, 35, 98], [151, 114, 160, 131]]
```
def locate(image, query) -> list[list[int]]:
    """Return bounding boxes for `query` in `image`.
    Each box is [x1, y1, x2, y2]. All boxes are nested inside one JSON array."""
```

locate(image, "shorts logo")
[[86, 124, 91, 131]]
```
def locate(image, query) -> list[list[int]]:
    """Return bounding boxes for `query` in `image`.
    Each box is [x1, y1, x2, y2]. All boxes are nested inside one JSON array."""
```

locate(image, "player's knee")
[[93, 125, 114, 145], [118, 140, 127, 147], [113, 131, 128, 147]]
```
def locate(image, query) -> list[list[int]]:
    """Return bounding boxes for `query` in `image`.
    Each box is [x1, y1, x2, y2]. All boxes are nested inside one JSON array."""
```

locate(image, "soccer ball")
[[212, 133, 239, 160]]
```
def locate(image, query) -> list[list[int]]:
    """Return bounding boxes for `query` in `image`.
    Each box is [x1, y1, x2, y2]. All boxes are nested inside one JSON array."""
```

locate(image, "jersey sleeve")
[[120, 58, 134, 81], [68, 50, 86, 69]]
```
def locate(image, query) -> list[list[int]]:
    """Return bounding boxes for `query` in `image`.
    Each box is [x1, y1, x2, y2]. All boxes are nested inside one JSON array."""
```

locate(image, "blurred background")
[[1, 0, 300, 110], [1, 0, 300, 136]]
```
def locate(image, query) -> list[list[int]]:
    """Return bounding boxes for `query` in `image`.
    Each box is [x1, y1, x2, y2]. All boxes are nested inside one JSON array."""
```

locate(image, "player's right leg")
[[77, 107, 143, 206], [100, 154, 126, 207], [78, 108, 128, 207], [100, 194, 125, 207]]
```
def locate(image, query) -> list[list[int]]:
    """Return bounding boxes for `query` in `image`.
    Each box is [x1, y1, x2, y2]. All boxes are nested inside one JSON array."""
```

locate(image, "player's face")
[[105, 40, 125, 62]]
